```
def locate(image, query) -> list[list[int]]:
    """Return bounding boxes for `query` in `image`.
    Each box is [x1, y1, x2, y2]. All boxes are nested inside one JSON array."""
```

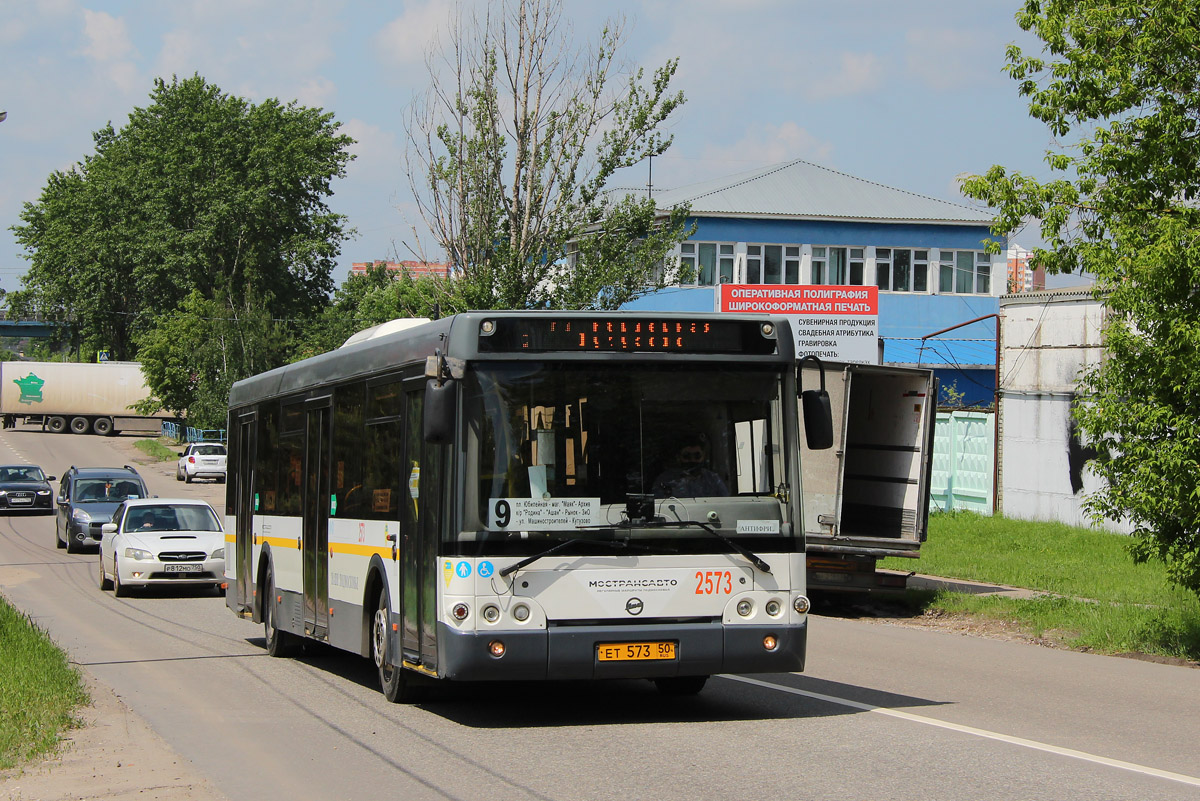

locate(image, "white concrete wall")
[[998, 291, 1131, 533]]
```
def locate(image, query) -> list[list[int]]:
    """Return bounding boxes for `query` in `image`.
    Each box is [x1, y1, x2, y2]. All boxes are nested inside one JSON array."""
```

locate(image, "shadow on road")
[[241, 634, 949, 728]]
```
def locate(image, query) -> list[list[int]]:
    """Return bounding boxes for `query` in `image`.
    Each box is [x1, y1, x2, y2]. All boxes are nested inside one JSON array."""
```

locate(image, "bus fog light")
[[793, 595, 811, 614], [761, 322, 775, 337], [488, 640, 506, 657], [763, 635, 778, 651], [736, 599, 753, 617], [765, 599, 782, 617], [512, 604, 530, 622], [482, 604, 500, 623], [451, 603, 470, 621]]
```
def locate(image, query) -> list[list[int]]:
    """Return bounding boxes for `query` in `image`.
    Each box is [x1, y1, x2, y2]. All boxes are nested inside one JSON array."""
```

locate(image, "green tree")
[[405, 0, 692, 311], [11, 74, 354, 415], [961, 0, 1200, 595], [137, 290, 291, 428], [295, 263, 446, 359]]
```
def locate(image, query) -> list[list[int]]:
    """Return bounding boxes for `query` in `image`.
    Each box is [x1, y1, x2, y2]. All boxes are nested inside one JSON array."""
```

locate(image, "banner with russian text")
[[718, 284, 880, 363]]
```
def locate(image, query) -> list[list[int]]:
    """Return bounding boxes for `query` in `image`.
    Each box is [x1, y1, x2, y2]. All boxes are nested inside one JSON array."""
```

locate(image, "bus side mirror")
[[802, 389, 834, 450], [799, 355, 834, 450], [424, 378, 456, 444]]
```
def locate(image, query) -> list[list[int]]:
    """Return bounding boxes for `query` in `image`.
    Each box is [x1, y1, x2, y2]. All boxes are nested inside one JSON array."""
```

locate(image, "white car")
[[97, 498, 225, 596], [176, 442, 227, 483]]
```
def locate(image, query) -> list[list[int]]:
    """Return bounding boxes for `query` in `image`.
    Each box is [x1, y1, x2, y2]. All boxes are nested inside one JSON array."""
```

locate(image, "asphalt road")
[[1, 426, 1199, 801]]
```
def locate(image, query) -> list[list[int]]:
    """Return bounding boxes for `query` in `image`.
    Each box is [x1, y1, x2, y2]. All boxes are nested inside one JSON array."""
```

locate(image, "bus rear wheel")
[[373, 593, 423, 703], [653, 676, 709, 696]]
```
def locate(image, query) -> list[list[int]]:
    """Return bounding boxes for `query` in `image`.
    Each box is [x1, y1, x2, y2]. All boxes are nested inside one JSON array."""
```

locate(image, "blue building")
[[620, 159, 1003, 407]]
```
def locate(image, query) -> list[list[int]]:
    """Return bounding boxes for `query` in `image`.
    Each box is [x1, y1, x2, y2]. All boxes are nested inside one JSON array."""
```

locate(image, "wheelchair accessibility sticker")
[[478, 561, 494, 578]]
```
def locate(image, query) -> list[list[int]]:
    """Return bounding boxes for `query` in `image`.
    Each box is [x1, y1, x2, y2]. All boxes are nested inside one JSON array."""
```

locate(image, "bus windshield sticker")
[[489, 497, 600, 530], [736, 519, 781, 534]]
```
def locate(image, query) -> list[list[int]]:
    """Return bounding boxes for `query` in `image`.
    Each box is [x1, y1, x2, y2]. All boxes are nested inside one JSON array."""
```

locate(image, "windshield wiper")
[[498, 536, 652, 578], [644, 519, 773, 574]]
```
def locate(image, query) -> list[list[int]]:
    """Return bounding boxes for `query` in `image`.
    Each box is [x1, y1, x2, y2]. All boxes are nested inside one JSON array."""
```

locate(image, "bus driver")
[[653, 433, 728, 498]]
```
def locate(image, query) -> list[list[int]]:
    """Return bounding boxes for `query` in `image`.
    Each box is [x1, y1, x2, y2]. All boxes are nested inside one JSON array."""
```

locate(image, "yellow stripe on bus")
[[259, 536, 299, 549], [330, 542, 392, 559], [248, 536, 391, 559]]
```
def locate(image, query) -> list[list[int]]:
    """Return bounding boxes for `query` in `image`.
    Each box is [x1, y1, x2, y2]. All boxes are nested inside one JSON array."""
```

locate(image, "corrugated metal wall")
[[931, 410, 994, 514]]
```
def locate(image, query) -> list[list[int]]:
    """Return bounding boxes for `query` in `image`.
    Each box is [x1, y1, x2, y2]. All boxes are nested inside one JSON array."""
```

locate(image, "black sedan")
[[0, 465, 56, 513]]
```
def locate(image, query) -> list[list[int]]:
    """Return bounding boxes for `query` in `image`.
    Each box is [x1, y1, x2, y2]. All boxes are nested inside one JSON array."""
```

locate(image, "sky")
[[0, 0, 1079, 296]]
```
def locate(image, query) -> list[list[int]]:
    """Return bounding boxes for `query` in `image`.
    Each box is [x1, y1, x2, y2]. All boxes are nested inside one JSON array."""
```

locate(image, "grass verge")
[[133, 437, 179, 462], [879, 511, 1200, 662], [0, 595, 89, 770]]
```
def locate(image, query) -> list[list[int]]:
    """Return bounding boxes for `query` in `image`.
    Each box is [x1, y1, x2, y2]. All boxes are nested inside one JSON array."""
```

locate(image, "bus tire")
[[263, 571, 296, 657], [373, 592, 423, 703], [47, 416, 67, 434], [70, 416, 91, 434], [653, 676, 709, 696], [92, 417, 114, 436]]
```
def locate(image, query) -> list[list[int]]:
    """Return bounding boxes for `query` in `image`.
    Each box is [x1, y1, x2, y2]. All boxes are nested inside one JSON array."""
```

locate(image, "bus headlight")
[[736, 599, 753, 617], [451, 603, 470, 621], [512, 604, 530, 622], [482, 604, 500, 623], [793, 595, 811, 614], [765, 599, 782, 617]]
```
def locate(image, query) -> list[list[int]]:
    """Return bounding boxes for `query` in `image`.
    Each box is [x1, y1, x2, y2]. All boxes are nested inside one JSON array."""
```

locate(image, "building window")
[[679, 242, 736, 285], [812, 247, 864, 285], [939, 251, 991, 294], [875, 248, 928, 292]]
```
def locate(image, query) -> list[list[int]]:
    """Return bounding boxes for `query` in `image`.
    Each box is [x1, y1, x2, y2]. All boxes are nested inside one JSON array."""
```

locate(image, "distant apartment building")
[[350, 260, 451, 279], [1006, 245, 1045, 293]]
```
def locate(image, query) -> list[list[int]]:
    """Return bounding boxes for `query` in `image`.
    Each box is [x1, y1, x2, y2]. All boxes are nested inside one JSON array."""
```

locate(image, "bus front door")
[[303, 402, 332, 639], [234, 413, 256, 613], [401, 386, 443, 671]]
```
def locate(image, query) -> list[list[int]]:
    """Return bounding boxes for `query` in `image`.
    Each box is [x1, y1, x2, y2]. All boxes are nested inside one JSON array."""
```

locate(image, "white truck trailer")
[[0, 361, 170, 436], [799, 359, 938, 592]]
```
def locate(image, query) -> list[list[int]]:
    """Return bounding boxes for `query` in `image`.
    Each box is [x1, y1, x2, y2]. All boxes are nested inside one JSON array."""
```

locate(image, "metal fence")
[[930, 410, 994, 514], [161, 421, 226, 443]]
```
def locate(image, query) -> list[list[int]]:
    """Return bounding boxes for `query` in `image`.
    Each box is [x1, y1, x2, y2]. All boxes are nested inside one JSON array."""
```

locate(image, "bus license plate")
[[164, 564, 202, 572], [597, 641, 676, 662]]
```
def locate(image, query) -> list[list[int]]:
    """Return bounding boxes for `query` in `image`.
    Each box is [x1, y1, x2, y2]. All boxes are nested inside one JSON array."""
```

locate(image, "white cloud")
[[708, 121, 833, 166], [81, 9, 135, 63], [295, 77, 337, 108], [905, 28, 996, 92], [342, 118, 401, 174], [803, 51, 881, 100], [375, 0, 455, 68]]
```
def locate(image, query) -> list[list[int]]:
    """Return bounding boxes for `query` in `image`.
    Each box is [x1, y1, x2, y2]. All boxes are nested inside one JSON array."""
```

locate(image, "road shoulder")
[[0, 659, 229, 801]]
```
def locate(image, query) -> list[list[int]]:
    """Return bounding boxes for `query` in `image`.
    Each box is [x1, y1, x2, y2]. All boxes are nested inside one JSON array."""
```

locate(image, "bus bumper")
[[437, 620, 806, 681]]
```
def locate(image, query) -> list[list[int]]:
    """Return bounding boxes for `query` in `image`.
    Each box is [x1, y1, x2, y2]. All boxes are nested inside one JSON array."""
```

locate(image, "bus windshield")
[[463, 362, 789, 539]]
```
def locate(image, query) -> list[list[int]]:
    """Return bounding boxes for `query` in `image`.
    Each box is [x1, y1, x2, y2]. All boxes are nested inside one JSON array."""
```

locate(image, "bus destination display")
[[479, 317, 777, 354]]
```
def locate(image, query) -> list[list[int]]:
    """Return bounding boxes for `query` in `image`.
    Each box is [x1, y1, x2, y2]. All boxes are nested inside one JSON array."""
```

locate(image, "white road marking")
[[725, 674, 1200, 788]]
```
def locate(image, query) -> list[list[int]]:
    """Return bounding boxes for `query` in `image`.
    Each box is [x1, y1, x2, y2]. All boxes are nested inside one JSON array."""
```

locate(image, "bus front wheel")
[[373, 593, 423, 703], [264, 572, 296, 657]]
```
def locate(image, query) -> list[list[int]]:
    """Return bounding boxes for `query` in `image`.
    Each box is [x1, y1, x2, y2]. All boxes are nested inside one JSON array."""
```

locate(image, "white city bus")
[[224, 311, 832, 702]]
